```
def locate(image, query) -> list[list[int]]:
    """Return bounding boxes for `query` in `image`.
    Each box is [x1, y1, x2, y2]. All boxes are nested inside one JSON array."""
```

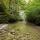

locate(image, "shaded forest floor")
[[0, 21, 40, 40]]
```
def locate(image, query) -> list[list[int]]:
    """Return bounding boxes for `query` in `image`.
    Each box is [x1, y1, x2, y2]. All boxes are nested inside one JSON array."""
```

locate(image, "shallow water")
[[0, 22, 40, 40], [7, 22, 40, 40]]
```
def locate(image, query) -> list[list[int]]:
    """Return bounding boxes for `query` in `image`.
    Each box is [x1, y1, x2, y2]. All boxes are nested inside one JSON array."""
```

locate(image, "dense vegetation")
[[19, 0, 40, 25], [26, 0, 40, 25], [0, 0, 40, 25], [0, 0, 22, 23]]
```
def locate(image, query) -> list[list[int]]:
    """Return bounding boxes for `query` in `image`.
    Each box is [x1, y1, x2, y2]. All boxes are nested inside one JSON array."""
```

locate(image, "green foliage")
[[18, 0, 27, 10], [0, 0, 21, 23], [26, 0, 40, 25]]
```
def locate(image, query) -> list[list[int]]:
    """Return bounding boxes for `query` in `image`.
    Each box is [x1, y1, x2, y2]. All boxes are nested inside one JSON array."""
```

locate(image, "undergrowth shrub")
[[27, 9, 40, 25]]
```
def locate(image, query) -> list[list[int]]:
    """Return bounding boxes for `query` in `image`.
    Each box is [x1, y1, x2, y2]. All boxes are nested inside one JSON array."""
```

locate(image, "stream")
[[0, 24, 8, 29]]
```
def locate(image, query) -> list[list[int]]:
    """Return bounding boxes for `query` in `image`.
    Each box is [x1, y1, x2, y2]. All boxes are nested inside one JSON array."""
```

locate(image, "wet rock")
[[10, 30, 16, 35]]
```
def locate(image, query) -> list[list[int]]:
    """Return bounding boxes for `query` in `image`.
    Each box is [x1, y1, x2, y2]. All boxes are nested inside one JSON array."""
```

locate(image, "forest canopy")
[[0, 0, 21, 23], [0, 0, 40, 25]]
